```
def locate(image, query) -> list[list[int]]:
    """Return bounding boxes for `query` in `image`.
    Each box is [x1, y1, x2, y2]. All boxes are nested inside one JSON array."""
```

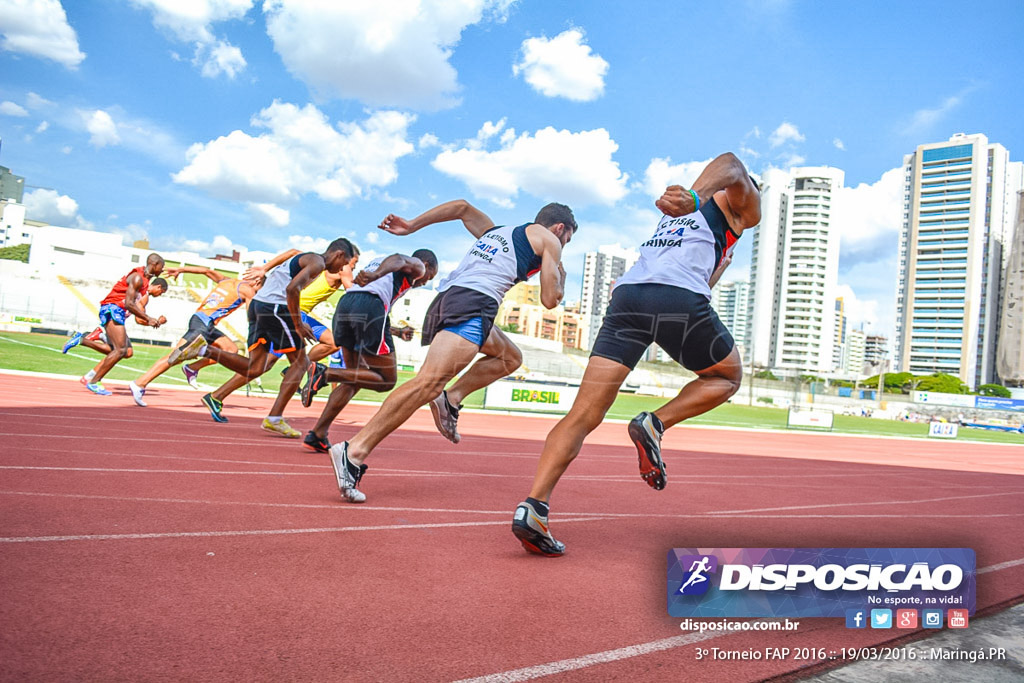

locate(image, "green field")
[[0, 331, 1021, 445]]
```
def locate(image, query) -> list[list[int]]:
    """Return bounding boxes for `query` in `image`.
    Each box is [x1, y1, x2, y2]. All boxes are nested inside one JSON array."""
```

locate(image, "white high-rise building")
[[894, 133, 1024, 388], [579, 245, 637, 350], [747, 166, 843, 374], [710, 280, 750, 353], [843, 328, 867, 376]]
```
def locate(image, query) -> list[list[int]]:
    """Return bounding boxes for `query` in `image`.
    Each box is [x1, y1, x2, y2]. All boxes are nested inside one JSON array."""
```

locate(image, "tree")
[[862, 371, 914, 393], [498, 323, 519, 334], [0, 244, 29, 262], [754, 369, 778, 380], [915, 373, 969, 394], [977, 384, 1012, 398]]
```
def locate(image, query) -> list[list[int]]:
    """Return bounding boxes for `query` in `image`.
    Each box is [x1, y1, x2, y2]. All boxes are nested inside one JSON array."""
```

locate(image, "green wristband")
[[689, 189, 700, 212]]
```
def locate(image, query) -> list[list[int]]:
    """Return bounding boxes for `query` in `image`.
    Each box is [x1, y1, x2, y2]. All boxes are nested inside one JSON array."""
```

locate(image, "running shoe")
[[629, 411, 666, 490], [129, 381, 147, 407], [261, 417, 300, 438], [512, 500, 565, 557], [201, 393, 228, 423], [328, 442, 367, 503], [85, 382, 112, 396], [303, 430, 331, 453], [300, 361, 328, 408], [85, 327, 104, 343], [62, 331, 84, 354], [168, 336, 207, 366], [429, 390, 461, 444], [182, 364, 201, 389]]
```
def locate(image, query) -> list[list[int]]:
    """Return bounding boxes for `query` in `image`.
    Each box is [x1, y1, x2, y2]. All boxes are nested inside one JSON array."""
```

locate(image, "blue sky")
[[2, 0, 1023, 339]]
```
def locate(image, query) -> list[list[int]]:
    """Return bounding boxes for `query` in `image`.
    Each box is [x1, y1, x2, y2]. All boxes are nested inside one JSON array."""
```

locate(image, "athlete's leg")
[[268, 347, 307, 417], [651, 347, 742, 428], [527, 356, 631, 502], [90, 321, 130, 383], [312, 347, 398, 440], [135, 336, 188, 388], [307, 328, 338, 363], [210, 347, 277, 402], [444, 326, 522, 406], [346, 331, 479, 464]]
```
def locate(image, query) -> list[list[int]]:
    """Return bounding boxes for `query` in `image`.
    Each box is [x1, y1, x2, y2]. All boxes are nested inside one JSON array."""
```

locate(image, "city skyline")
[[1, 1, 1023, 343]]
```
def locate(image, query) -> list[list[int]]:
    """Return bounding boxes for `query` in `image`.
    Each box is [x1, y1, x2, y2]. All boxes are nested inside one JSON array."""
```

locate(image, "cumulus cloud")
[[769, 121, 805, 148], [836, 283, 880, 332], [833, 166, 903, 258], [173, 101, 415, 223], [263, 0, 513, 109], [248, 202, 290, 228], [26, 92, 54, 109], [642, 157, 714, 197], [833, 137, 845, 151], [513, 28, 608, 102], [129, 0, 252, 78], [36, 120, 49, 133], [179, 233, 245, 255], [0, 0, 85, 68], [23, 188, 92, 228], [0, 100, 28, 116], [81, 109, 121, 147], [431, 123, 628, 208]]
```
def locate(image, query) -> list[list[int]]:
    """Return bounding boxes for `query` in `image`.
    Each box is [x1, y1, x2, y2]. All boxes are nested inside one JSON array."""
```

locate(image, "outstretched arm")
[[656, 153, 761, 233], [285, 254, 326, 340], [244, 248, 301, 282], [379, 199, 494, 239], [353, 254, 426, 287], [526, 225, 565, 309], [164, 265, 227, 284]]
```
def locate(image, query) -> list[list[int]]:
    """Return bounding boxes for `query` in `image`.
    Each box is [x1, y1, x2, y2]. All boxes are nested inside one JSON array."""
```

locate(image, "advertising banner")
[[484, 380, 579, 413]]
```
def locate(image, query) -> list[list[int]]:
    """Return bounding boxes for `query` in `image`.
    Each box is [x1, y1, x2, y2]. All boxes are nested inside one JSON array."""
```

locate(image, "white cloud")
[[23, 188, 92, 228], [248, 202, 290, 228], [833, 166, 903, 257], [902, 88, 975, 135], [431, 124, 628, 208], [286, 234, 329, 253], [180, 233, 244, 255], [779, 152, 806, 168], [36, 120, 49, 133], [61, 145, 72, 154], [263, 0, 513, 110], [833, 137, 845, 151], [26, 92, 54, 109], [418, 133, 441, 150], [768, 121, 805, 148], [82, 109, 121, 147], [836, 283, 880, 332], [513, 28, 608, 102], [129, 0, 252, 78], [364, 231, 379, 244], [0, 0, 85, 68], [198, 40, 246, 78], [173, 101, 416, 222], [0, 100, 28, 116], [642, 157, 714, 197]]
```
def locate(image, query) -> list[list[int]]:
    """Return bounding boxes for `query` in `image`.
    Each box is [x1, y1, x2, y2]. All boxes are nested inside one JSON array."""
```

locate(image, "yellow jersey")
[[299, 272, 342, 314]]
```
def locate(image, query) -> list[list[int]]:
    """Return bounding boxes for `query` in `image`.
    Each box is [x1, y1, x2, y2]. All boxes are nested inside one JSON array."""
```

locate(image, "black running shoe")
[[628, 411, 666, 490], [202, 393, 229, 423], [300, 361, 328, 408], [303, 430, 330, 453], [512, 500, 565, 557]]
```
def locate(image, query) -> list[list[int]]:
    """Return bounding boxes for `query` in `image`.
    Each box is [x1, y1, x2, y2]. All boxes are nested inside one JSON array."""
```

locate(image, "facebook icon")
[[845, 609, 867, 629]]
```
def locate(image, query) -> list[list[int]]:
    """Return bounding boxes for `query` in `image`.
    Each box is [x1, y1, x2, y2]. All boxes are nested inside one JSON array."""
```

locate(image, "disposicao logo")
[[667, 548, 975, 619]]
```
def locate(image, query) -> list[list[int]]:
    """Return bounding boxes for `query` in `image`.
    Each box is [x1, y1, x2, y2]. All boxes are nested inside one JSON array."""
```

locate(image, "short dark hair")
[[147, 253, 165, 266], [535, 203, 577, 233], [412, 248, 438, 270], [326, 238, 357, 259], [150, 277, 169, 290]]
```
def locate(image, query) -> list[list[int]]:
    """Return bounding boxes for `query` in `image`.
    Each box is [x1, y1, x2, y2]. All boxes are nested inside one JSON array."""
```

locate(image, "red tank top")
[[100, 267, 150, 307]]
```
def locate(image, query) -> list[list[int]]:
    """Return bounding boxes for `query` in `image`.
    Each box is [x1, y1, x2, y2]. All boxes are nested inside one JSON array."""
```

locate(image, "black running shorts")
[[247, 300, 300, 355], [590, 283, 735, 372], [333, 292, 394, 356], [183, 313, 227, 345], [420, 286, 499, 347]]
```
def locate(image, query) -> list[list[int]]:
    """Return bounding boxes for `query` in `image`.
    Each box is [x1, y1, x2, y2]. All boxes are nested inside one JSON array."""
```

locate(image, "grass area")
[[1, 331, 1021, 445]]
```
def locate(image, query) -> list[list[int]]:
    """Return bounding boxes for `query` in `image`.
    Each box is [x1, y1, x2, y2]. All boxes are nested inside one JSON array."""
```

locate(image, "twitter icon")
[[870, 609, 892, 629]]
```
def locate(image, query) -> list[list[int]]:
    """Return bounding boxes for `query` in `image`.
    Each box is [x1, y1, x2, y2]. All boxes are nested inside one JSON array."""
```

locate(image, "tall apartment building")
[[747, 166, 843, 374], [843, 328, 867, 376], [0, 165, 25, 203], [996, 192, 1023, 387], [710, 280, 750, 352], [579, 245, 637, 350], [864, 334, 889, 373], [894, 133, 1024, 388], [833, 297, 848, 370]]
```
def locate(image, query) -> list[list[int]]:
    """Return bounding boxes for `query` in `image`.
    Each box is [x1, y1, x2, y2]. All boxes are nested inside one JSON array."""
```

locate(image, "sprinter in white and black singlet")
[[326, 199, 575, 504], [511, 153, 762, 557], [300, 249, 439, 457]]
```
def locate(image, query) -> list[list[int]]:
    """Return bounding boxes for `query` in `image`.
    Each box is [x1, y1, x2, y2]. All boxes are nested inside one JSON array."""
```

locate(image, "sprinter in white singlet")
[[327, 199, 575, 504], [511, 153, 762, 557]]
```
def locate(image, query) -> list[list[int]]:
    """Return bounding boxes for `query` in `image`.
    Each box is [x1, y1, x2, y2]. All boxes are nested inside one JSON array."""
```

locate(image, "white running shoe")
[[328, 442, 367, 503], [129, 381, 147, 407]]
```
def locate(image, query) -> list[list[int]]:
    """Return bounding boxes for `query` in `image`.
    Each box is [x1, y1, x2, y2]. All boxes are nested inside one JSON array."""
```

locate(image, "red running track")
[[1, 372, 1022, 681]]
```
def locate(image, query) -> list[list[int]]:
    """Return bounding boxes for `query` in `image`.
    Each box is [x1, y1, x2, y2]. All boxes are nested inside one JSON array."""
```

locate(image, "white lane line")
[[0, 515, 611, 544], [708, 490, 1024, 515], [0, 465, 322, 476], [5, 448, 329, 469], [2, 490, 1020, 521], [452, 557, 1024, 683]]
